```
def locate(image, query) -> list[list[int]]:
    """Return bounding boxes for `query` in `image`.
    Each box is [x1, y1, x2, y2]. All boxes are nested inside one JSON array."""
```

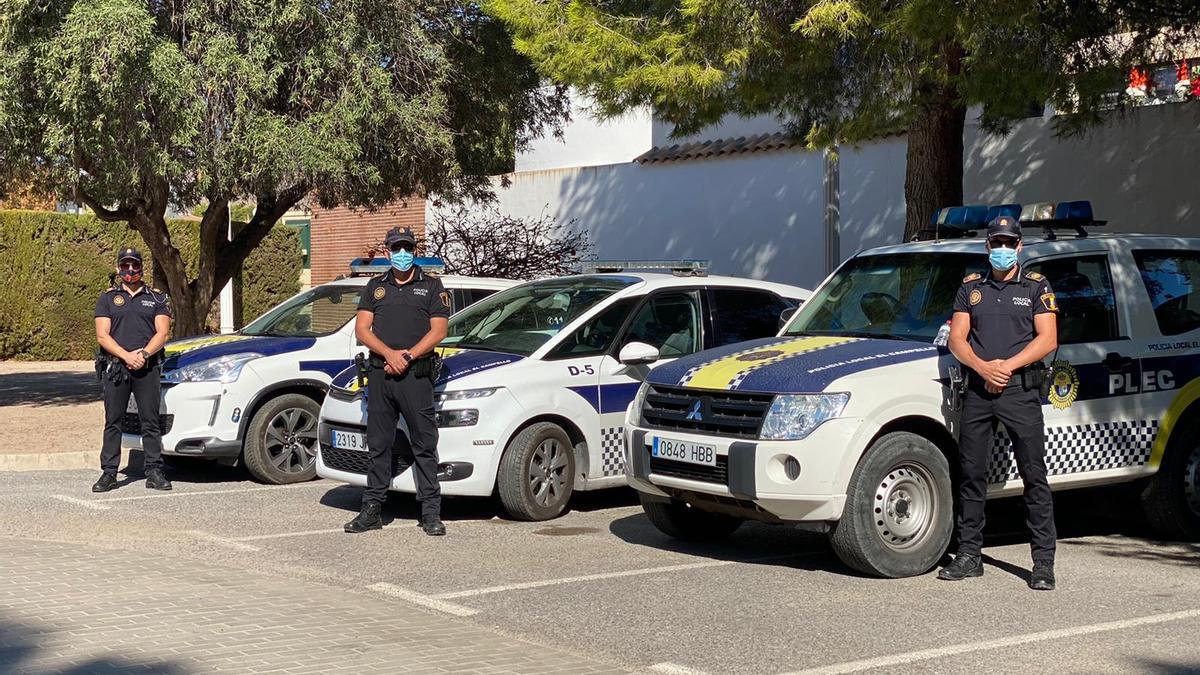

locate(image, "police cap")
[[383, 227, 417, 248], [117, 247, 143, 263], [985, 215, 1021, 241]]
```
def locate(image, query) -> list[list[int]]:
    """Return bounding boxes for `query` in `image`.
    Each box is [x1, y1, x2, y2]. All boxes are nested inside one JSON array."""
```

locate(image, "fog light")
[[784, 456, 801, 481], [436, 409, 478, 428]]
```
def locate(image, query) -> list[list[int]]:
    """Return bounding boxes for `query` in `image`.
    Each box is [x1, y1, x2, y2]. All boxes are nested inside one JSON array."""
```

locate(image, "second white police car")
[[624, 202, 1200, 577], [317, 262, 810, 520]]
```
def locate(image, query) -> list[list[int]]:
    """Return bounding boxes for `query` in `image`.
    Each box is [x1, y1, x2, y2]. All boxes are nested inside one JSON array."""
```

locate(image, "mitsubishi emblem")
[[685, 399, 704, 421]]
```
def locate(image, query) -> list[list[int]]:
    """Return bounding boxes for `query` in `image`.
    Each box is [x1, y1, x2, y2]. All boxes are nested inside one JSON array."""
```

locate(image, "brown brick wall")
[[309, 199, 425, 284]]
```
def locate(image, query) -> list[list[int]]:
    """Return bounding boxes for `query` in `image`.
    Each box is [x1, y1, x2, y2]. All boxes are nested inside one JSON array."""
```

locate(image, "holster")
[[1023, 362, 1049, 395], [948, 365, 966, 411]]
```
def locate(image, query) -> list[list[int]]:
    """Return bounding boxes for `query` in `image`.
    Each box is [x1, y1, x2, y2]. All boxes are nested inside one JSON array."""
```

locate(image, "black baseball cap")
[[986, 215, 1021, 241], [117, 247, 143, 263], [383, 227, 417, 248]]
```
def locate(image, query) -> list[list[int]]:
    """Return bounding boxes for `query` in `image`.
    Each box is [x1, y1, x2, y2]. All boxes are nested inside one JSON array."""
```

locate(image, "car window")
[[1133, 250, 1200, 336], [242, 285, 361, 337], [1025, 254, 1120, 344], [465, 288, 499, 306], [710, 288, 789, 346], [622, 292, 703, 357], [546, 297, 639, 359]]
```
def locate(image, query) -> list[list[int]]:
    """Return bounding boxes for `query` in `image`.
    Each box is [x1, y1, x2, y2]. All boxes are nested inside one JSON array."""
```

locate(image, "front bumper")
[[624, 418, 866, 522], [121, 382, 246, 458]]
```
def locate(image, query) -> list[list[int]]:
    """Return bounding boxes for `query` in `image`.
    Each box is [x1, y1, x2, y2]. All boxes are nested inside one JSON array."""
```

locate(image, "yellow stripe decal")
[[436, 347, 465, 358], [164, 335, 253, 356], [682, 336, 856, 390], [1147, 377, 1200, 469]]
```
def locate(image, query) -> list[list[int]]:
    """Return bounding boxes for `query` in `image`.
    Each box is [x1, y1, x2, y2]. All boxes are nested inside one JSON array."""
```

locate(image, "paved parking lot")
[[2, 462, 1199, 674]]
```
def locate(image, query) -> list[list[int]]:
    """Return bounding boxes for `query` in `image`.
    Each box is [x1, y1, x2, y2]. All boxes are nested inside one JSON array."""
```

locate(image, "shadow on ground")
[[0, 371, 101, 407], [0, 615, 187, 674]]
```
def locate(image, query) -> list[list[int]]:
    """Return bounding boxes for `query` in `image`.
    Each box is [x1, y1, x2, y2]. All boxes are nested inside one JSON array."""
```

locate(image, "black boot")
[[345, 501, 383, 533], [1029, 561, 1056, 591], [92, 472, 118, 493], [420, 516, 446, 536], [145, 468, 172, 491], [937, 553, 984, 581]]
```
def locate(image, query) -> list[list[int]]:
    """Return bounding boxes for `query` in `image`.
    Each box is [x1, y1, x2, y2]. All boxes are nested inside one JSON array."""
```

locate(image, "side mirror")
[[778, 306, 798, 330], [618, 341, 660, 366]]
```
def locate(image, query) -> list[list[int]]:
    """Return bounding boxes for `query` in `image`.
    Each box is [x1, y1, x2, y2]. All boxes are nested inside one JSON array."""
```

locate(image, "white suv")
[[625, 205, 1200, 577], [317, 268, 810, 520]]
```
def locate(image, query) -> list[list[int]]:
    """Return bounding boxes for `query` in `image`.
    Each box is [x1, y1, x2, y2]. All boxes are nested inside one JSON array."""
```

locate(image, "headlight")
[[759, 393, 850, 441], [628, 381, 651, 426], [162, 353, 262, 384], [436, 388, 499, 402], [436, 409, 479, 427]]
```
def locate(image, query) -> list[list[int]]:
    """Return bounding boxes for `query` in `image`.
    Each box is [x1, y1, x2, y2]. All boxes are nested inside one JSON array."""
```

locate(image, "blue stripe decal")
[[331, 365, 359, 389], [299, 359, 354, 378], [732, 339, 937, 393], [648, 337, 792, 386], [600, 382, 642, 414], [567, 385, 601, 412], [435, 350, 524, 386], [164, 336, 317, 370]]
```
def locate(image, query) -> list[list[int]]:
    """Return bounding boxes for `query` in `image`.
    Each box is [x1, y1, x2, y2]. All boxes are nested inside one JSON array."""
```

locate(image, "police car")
[[624, 202, 1200, 577], [122, 258, 514, 484], [316, 261, 811, 520]]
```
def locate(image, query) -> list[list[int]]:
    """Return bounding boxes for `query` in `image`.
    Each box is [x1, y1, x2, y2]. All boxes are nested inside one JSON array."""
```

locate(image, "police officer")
[[93, 247, 173, 493], [941, 215, 1059, 590], [345, 227, 451, 536]]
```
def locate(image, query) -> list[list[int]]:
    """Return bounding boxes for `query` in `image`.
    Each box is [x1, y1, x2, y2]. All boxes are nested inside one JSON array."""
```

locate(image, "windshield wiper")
[[800, 329, 917, 342], [450, 342, 503, 352]]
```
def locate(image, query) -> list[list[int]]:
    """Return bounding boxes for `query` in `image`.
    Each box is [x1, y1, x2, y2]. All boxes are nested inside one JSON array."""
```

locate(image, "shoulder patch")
[[373, 286, 386, 300], [152, 287, 163, 294], [962, 272, 981, 284], [112, 295, 126, 307], [1025, 271, 1045, 282]]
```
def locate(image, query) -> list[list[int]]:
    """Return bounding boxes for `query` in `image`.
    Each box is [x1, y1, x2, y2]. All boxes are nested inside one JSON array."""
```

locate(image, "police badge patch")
[[1041, 292, 1058, 312], [373, 287, 386, 300], [1048, 360, 1079, 410], [969, 289, 982, 306], [113, 295, 125, 306], [736, 349, 785, 362], [439, 291, 450, 308]]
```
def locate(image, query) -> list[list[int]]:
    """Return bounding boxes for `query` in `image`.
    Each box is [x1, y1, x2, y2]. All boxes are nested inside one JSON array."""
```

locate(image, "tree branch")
[[74, 188, 136, 223]]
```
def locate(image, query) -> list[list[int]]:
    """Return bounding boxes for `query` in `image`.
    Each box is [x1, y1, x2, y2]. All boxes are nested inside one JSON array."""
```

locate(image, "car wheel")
[[497, 422, 576, 521], [242, 394, 321, 484], [640, 494, 742, 541], [1141, 418, 1200, 540], [829, 431, 953, 578]]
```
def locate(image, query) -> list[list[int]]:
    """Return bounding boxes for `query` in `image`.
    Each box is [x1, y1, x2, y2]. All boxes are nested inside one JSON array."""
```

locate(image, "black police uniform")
[[94, 277, 172, 475], [358, 265, 452, 517], [953, 267, 1058, 564]]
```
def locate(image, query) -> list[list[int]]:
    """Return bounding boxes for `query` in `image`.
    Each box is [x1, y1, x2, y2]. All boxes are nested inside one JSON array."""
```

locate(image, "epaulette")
[[152, 287, 163, 293], [962, 272, 981, 284], [105, 286, 120, 293], [1025, 271, 1045, 282]]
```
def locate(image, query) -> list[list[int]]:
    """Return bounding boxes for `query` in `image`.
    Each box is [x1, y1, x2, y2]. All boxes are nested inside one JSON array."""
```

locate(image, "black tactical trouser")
[[101, 364, 164, 474], [364, 365, 441, 518], [957, 378, 1057, 563]]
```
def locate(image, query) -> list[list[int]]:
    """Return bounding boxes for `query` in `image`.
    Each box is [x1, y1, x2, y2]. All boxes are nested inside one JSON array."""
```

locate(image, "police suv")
[[624, 202, 1200, 577], [123, 259, 514, 484], [317, 261, 811, 520]]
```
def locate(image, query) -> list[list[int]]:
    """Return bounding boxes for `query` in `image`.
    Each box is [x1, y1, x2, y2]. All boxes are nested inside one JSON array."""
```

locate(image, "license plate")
[[331, 429, 367, 451], [651, 436, 716, 467]]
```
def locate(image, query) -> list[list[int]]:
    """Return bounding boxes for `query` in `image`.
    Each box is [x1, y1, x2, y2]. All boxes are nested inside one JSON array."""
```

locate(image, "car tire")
[[1140, 418, 1200, 540], [640, 494, 742, 541], [829, 432, 953, 578], [242, 394, 321, 485], [497, 422, 576, 521]]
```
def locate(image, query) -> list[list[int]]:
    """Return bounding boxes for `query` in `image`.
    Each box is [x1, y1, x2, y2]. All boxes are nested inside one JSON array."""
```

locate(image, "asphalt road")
[[3, 461, 1199, 674]]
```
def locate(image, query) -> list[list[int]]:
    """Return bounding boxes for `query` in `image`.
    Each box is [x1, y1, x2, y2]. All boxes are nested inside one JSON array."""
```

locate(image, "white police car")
[[316, 261, 811, 520], [625, 202, 1200, 577], [122, 258, 514, 484]]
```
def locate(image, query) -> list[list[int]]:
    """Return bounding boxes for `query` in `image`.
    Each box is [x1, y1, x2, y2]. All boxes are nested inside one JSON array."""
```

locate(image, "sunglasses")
[[389, 242, 415, 252], [119, 262, 143, 271], [989, 237, 1019, 248]]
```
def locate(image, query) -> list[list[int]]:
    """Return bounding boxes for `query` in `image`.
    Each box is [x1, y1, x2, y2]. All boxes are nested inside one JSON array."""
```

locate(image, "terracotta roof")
[[633, 132, 805, 164]]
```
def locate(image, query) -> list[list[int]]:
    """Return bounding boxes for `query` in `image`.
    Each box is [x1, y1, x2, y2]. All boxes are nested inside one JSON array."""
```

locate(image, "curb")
[[0, 450, 100, 472]]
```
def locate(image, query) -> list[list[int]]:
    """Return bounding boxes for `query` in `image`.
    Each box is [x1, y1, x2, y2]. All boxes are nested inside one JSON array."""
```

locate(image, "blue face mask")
[[988, 246, 1019, 271], [390, 249, 414, 272]]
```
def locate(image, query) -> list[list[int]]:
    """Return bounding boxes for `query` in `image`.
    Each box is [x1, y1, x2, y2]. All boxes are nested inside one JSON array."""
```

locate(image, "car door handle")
[[1102, 352, 1133, 373]]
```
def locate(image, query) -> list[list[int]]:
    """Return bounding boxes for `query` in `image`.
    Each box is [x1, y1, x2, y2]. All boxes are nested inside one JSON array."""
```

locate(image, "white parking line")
[[95, 482, 328, 502], [650, 662, 711, 675], [779, 607, 1200, 675], [433, 552, 812, 600], [369, 582, 480, 617], [186, 530, 261, 552], [51, 495, 112, 511], [234, 528, 346, 541]]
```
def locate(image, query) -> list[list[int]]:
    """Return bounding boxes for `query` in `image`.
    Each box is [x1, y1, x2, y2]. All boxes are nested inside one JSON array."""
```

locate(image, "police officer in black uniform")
[[345, 227, 451, 536], [93, 247, 173, 493], [940, 215, 1059, 590]]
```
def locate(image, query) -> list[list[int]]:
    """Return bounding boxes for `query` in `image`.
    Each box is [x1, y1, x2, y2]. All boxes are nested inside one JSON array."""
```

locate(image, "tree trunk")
[[903, 94, 966, 242]]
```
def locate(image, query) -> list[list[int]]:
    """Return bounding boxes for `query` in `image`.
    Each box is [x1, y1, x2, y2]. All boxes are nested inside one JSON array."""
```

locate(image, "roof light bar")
[[349, 256, 445, 276], [581, 259, 710, 277], [919, 200, 1103, 241]]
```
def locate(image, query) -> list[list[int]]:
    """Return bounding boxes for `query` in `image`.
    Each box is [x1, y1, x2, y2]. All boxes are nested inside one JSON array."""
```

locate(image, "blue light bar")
[[349, 256, 446, 276], [985, 203, 1021, 223], [922, 200, 1101, 241]]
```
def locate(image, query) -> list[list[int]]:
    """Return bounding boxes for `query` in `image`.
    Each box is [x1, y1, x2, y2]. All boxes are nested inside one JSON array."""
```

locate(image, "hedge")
[[0, 209, 302, 360]]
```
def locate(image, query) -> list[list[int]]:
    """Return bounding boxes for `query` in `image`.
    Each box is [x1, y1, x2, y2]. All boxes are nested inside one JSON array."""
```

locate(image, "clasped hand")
[[978, 359, 1013, 394], [383, 349, 412, 376]]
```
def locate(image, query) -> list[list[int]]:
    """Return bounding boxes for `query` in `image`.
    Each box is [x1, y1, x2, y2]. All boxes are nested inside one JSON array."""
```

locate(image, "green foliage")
[[0, 210, 301, 360]]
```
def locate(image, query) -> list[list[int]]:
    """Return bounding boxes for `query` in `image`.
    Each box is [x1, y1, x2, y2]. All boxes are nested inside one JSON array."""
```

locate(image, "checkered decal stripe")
[[599, 427, 625, 477], [987, 420, 1159, 484]]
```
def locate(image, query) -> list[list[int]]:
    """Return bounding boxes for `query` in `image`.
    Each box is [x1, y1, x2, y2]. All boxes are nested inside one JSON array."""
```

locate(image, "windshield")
[[443, 277, 637, 356], [241, 284, 361, 338], [785, 252, 985, 342]]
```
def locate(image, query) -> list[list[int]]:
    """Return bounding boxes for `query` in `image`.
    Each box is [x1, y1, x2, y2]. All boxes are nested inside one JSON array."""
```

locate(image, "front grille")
[[641, 385, 773, 438], [319, 425, 409, 476], [650, 456, 728, 485], [121, 413, 174, 435]]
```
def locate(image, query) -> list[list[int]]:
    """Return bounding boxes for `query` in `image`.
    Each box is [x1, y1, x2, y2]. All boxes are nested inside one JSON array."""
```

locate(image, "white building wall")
[[515, 96, 653, 172]]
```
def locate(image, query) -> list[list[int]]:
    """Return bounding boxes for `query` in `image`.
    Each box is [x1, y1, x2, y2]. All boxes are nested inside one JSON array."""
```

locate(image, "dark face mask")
[[119, 266, 143, 285]]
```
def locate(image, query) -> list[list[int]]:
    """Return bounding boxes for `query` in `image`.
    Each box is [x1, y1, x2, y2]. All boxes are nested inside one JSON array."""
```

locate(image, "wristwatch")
[[139, 349, 151, 360], [401, 351, 414, 363]]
